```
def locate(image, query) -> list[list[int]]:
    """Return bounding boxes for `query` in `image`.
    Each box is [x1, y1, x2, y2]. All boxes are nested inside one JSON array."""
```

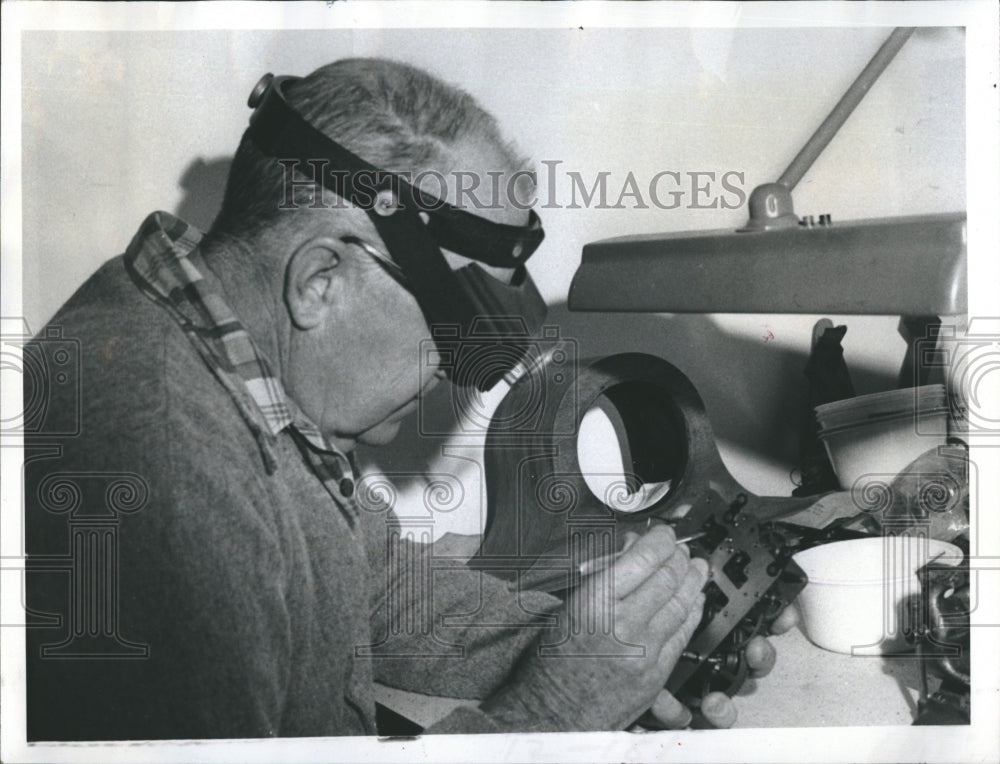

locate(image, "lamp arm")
[[778, 27, 916, 192], [743, 27, 915, 231]]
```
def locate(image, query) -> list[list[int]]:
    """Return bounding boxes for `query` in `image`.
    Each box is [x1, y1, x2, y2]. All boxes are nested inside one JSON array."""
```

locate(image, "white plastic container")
[[815, 385, 949, 489], [792, 537, 962, 654]]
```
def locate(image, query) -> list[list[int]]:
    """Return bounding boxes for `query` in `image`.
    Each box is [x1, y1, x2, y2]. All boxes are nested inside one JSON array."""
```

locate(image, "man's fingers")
[[619, 531, 641, 554], [622, 541, 689, 609], [768, 603, 800, 635], [678, 557, 709, 608], [656, 590, 705, 671], [648, 690, 692, 729], [610, 525, 678, 599], [744, 636, 777, 678], [700, 691, 738, 729], [647, 556, 708, 632]]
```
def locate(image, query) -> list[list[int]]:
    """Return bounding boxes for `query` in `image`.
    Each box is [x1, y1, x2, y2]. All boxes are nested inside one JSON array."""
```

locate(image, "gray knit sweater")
[[25, 254, 558, 740]]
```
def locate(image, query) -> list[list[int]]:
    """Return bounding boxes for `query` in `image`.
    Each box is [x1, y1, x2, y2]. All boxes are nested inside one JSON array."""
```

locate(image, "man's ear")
[[284, 237, 345, 330]]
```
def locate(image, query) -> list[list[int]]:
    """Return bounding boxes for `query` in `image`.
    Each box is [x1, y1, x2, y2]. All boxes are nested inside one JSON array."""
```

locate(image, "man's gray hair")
[[209, 58, 530, 240]]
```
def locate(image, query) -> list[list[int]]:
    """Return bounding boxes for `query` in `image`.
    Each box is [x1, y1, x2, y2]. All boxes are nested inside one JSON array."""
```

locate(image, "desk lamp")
[[568, 28, 966, 322]]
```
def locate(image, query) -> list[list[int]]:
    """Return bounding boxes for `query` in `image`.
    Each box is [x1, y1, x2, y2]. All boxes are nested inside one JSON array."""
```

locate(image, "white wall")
[[18, 25, 966, 535], [21, 26, 964, 325]]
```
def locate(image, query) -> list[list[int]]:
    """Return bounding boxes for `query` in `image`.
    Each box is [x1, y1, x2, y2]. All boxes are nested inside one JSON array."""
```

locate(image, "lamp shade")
[[568, 212, 966, 315]]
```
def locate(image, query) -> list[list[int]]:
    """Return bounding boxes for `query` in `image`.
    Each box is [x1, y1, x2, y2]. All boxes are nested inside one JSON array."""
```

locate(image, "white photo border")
[[2, 2, 998, 762]]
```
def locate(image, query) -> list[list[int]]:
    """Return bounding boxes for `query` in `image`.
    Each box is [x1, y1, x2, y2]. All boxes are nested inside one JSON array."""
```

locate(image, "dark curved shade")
[[569, 212, 967, 316]]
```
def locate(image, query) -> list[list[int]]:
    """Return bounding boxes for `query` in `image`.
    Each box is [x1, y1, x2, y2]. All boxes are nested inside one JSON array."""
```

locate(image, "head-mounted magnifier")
[[246, 73, 548, 391]]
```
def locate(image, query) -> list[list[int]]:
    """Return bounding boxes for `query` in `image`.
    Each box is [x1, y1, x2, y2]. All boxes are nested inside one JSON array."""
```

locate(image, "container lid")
[[817, 405, 950, 438], [815, 385, 946, 431]]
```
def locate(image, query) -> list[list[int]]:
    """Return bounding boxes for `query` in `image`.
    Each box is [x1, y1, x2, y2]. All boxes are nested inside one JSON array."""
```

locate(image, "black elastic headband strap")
[[247, 74, 544, 269], [247, 74, 491, 333]]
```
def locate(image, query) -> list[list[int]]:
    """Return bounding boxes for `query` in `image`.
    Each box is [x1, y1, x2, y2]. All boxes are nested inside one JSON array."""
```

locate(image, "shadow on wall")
[[362, 304, 900, 490], [175, 157, 232, 230]]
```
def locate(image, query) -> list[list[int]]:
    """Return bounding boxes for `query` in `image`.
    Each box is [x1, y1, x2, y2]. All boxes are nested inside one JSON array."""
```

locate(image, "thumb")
[[700, 691, 738, 728], [648, 690, 693, 729]]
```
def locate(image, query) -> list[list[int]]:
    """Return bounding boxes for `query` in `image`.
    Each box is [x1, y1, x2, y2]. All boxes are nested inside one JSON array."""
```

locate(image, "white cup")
[[792, 536, 962, 655]]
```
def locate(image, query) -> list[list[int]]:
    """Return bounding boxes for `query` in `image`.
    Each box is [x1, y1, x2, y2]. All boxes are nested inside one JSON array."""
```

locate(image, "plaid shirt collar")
[[123, 211, 358, 524]]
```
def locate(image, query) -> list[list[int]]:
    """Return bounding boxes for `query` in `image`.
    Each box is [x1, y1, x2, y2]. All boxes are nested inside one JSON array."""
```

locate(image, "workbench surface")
[[374, 624, 926, 730]]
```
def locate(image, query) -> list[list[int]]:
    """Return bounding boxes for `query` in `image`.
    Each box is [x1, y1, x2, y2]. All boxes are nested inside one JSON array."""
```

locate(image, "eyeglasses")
[[342, 236, 409, 287]]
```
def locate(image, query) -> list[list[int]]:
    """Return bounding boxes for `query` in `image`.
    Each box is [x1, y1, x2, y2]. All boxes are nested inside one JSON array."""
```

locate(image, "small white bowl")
[[792, 537, 962, 655]]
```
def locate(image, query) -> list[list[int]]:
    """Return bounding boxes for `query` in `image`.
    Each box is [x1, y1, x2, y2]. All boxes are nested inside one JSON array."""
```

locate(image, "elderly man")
[[25, 58, 782, 740]]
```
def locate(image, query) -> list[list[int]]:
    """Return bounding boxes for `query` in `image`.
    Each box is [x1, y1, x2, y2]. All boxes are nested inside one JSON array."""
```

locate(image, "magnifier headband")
[[247, 73, 544, 268], [244, 72, 550, 392]]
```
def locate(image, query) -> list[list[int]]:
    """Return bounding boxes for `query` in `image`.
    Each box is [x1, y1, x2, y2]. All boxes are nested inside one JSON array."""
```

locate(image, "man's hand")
[[671, 604, 799, 728], [635, 546, 799, 730], [480, 524, 709, 731]]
